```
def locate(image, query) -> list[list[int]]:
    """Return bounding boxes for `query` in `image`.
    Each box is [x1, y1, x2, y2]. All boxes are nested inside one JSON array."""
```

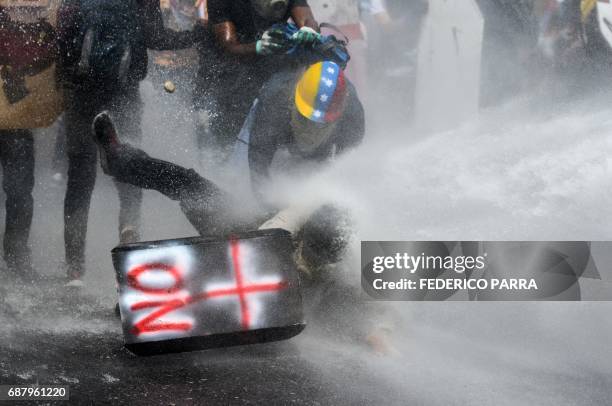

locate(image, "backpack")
[[74, 0, 140, 88]]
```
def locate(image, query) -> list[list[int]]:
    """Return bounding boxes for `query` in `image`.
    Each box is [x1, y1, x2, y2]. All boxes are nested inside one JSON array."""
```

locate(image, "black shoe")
[[92, 111, 120, 173]]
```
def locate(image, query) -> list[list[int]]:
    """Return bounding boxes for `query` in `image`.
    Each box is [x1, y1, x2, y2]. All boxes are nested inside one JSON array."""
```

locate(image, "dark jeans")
[[0, 130, 34, 270], [106, 143, 245, 236], [64, 87, 143, 274]]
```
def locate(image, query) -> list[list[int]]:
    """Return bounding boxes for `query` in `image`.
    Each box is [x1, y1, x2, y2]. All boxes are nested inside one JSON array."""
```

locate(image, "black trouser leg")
[[64, 102, 97, 276], [107, 143, 229, 236], [211, 97, 256, 152], [0, 130, 34, 271], [210, 74, 263, 152]]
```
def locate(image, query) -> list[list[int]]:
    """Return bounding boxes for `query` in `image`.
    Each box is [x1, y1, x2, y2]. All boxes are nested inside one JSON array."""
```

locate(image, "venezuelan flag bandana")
[[295, 61, 346, 123]]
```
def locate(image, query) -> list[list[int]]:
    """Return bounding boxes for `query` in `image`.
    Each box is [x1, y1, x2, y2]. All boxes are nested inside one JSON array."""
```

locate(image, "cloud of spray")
[[255, 93, 612, 404], [248, 2, 612, 401]]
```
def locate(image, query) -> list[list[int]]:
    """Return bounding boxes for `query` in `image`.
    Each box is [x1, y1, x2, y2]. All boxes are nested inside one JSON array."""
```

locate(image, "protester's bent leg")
[[104, 143, 226, 235], [94, 109, 229, 235], [0, 130, 34, 273], [109, 144, 219, 199], [64, 106, 97, 278]]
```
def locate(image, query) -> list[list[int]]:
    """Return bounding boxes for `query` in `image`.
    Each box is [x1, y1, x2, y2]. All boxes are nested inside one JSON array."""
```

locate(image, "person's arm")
[[367, 0, 392, 25], [289, 2, 321, 45], [257, 204, 317, 235], [213, 20, 293, 57], [213, 21, 257, 57], [206, 0, 258, 57], [140, 0, 195, 50], [211, 0, 318, 57], [290, 4, 319, 31]]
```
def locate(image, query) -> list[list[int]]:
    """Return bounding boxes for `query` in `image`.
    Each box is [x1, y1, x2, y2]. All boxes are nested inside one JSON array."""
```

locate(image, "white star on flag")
[[313, 110, 322, 118], [324, 78, 334, 88], [320, 94, 329, 102], [326, 67, 335, 74]]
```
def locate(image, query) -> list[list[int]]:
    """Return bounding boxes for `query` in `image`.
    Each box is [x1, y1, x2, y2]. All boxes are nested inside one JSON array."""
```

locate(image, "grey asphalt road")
[[0, 277, 403, 406]]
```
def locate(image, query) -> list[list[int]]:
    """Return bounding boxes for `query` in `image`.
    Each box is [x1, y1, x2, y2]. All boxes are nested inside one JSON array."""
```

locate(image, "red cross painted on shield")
[[204, 238, 287, 330], [128, 239, 288, 335]]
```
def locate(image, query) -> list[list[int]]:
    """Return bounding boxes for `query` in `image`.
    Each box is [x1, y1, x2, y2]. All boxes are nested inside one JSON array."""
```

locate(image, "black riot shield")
[[111, 229, 305, 356]]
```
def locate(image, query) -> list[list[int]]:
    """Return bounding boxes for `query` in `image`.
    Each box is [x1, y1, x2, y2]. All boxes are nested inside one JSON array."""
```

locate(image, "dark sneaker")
[[92, 111, 120, 173]]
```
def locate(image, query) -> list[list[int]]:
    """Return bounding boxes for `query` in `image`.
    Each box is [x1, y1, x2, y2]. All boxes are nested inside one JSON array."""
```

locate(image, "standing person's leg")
[[110, 87, 143, 243], [194, 95, 218, 153], [0, 129, 35, 277], [63, 95, 98, 280], [210, 72, 262, 157]]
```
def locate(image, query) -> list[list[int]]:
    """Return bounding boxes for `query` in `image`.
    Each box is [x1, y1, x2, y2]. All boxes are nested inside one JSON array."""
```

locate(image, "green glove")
[[256, 27, 289, 55], [292, 26, 321, 45]]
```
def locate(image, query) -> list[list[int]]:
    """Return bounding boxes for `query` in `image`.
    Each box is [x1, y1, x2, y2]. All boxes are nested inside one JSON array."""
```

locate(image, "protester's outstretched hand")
[[256, 26, 290, 55], [293, 26, 321, 45]]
